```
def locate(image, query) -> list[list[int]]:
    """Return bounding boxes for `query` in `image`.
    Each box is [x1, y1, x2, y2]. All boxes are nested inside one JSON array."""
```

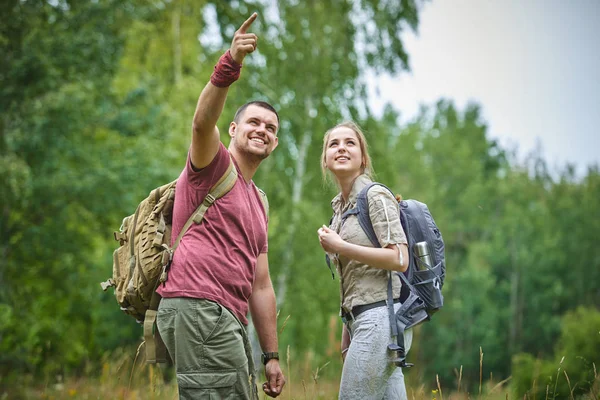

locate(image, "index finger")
[[238, 12, 257, 34]]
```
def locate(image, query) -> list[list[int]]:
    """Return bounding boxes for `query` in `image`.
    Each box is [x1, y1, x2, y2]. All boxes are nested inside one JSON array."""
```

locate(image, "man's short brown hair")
[[233, 101, 280, 125]]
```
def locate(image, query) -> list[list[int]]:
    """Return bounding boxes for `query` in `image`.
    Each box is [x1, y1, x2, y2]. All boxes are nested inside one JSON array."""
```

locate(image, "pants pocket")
[[156, 306, 177, 363], [201, 307, 248, 370], [177, 370, 238, 400]]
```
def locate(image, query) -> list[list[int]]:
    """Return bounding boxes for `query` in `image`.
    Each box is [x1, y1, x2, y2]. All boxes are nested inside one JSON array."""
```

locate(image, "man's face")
[[230, 105, 279, 160]]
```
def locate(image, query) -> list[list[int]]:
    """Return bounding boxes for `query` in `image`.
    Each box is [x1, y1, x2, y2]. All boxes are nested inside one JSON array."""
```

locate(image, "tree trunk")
[[275, 129, 311, 306], [509, 237, 522, 355], [172, 2, 182, 86]]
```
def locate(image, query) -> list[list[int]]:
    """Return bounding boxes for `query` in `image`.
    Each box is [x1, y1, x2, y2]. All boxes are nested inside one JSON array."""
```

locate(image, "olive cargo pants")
[[157, 298, 258, 400]]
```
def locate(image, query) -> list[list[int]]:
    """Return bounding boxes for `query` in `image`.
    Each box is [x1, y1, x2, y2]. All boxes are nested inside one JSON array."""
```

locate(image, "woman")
[[317, 121, 413, 400]]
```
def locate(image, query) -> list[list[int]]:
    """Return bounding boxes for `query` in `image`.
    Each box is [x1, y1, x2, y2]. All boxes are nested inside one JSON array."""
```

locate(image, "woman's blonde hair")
[[320, 121, 374, 185]]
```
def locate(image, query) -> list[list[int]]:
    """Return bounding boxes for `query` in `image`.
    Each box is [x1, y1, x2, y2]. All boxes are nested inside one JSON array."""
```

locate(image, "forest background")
[[1, 0, 599, 399]]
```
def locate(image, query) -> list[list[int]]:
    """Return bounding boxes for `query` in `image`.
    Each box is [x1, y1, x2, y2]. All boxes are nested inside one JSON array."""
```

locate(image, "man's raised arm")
[[190, 12, 258, 169]]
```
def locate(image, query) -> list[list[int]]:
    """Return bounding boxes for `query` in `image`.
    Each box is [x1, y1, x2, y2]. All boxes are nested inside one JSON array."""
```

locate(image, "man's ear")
[[272, 136, 279, 151], [229, 121, 237, 138]]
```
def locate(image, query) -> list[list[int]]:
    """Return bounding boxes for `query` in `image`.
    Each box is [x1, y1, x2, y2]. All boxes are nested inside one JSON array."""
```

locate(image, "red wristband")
[[210, 50, 242, 88]]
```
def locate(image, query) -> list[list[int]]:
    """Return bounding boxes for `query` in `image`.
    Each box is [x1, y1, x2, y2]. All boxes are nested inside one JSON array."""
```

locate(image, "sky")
[[367, 0, 600, 176]]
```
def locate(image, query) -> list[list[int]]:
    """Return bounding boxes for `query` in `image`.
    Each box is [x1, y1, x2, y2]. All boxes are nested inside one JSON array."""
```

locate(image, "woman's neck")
[[338, 173, 361, 203]]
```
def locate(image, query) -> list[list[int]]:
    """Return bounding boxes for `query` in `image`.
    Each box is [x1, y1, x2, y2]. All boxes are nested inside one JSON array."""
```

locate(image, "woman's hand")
[[318, 225, 345, 254]]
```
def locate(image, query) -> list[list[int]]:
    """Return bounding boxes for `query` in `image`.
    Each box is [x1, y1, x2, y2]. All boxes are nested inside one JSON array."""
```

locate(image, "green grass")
[[6, 346, 598, 399], [1, 355, 500, 399]]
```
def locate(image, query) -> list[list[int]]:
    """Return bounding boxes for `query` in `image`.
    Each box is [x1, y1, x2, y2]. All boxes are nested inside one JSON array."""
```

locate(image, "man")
[[156, 13, 285, 399]]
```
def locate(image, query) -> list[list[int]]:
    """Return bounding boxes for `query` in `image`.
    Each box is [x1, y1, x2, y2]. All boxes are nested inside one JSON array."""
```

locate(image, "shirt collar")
[[331, 174, 373, 213]]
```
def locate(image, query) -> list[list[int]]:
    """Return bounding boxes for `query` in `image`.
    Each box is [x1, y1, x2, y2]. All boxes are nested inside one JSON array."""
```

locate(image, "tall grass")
[[8, 313, 599, 400], [13, 347, 599, 400]]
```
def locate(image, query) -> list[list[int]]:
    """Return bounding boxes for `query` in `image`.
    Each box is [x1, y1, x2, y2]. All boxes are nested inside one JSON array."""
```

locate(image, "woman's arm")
[[318, 225, 408, 272]]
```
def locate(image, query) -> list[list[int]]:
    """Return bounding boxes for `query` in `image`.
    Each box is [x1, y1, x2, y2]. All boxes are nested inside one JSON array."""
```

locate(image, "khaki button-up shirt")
[[328, 175, 408, 314]]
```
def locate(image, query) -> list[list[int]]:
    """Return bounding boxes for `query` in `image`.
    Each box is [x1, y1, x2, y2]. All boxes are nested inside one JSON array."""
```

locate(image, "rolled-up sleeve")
[[367, 186, 407, 248]]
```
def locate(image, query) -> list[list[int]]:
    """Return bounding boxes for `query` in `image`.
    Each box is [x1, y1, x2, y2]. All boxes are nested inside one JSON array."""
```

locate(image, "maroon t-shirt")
[[156, 143, 268, 324]]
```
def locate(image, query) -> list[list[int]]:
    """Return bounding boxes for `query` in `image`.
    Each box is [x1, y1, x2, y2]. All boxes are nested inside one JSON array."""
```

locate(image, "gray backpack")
[[342, 182, 446, 368]]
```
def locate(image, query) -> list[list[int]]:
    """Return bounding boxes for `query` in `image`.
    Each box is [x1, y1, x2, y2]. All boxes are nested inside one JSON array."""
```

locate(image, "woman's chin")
[[331, 167, 361, 178]]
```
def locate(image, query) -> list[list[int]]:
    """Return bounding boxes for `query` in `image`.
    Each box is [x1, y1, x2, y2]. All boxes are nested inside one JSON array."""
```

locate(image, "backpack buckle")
[[388, 343, 414, 368], [114, 231, 127, 245], [203, 193, 216, 206], [100, 279, 115, 291], [159, 249, 173, 283], [392, 358, 414, 369]]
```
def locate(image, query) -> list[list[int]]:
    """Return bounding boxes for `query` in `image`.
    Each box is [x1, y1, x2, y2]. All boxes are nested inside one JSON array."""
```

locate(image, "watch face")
[[262, 352, 279, 365]]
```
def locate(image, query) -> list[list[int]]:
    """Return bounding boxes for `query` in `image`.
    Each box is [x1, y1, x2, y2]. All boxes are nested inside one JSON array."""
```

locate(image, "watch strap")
[[261, 351, 279, 365]]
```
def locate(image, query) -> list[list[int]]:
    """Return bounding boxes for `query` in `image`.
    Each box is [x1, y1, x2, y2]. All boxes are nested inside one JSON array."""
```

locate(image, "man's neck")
[[229, 147, 260, 183]]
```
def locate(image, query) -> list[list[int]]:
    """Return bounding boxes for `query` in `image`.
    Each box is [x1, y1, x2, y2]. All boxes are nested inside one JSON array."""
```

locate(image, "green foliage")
[[555, 307, 600, 396], [511, 352, 550, 398], [0, 0, 182, 378], [512, 306, 600, 399], [1, 0, 599, 395]]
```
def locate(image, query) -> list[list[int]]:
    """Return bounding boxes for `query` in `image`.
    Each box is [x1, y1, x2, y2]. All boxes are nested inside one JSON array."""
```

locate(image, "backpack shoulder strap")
[[324, 214, 336, 280], [352, 182, 396, 248], [172, 155, 238, 250], [256, 188, 269, 221]]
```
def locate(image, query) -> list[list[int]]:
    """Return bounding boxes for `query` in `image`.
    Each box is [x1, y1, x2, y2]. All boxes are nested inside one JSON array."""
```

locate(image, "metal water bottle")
[[414, 241, 433, 270]]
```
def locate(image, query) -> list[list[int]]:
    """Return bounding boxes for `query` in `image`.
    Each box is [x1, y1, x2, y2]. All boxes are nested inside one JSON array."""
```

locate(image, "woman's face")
[[324, 126, 364, 179]]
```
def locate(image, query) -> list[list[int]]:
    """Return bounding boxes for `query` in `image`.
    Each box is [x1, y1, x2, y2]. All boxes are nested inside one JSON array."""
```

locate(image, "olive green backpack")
[[101, 158, 240, 363]]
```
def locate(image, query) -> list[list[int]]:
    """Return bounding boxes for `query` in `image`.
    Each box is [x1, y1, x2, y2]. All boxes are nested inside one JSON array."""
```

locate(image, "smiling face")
[[321, 121, 374, 185], [229, 104, 279, 161], [323, 126, 365, 181]]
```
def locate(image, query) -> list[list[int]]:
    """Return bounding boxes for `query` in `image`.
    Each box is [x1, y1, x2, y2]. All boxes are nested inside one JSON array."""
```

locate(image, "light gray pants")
[[157, 298, 258, 400], [339, 303, 413, 400]]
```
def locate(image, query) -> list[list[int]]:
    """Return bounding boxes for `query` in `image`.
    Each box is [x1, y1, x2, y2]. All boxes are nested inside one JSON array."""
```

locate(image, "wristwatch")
[[261, 352, 279, 365]]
